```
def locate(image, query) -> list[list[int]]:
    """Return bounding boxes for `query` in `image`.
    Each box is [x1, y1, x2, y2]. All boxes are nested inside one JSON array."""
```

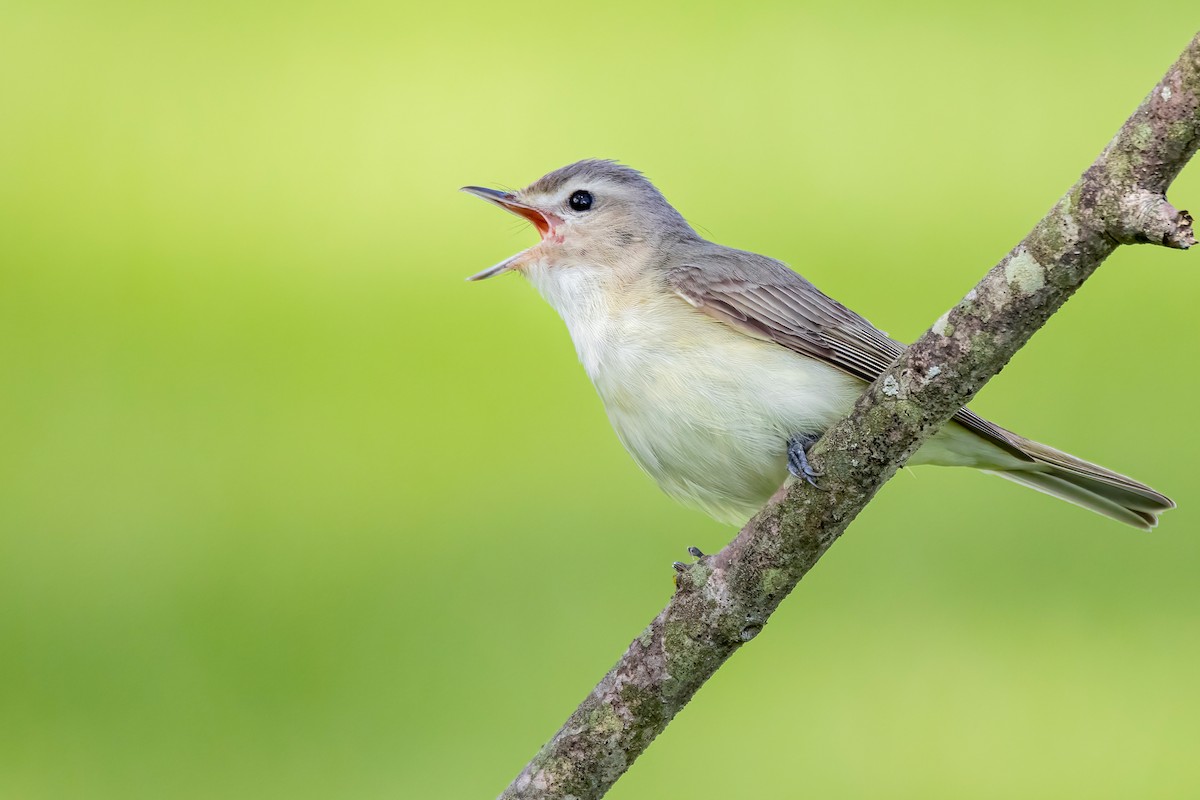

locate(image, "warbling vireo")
[[463, 160, 1173, 529]]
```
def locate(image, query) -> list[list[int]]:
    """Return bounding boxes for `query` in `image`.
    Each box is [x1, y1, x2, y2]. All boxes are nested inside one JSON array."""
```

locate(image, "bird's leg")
[[787, 433, 823, 488]]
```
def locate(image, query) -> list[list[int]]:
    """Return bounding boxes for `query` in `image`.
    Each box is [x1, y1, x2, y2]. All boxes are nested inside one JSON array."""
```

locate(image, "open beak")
[[461, 186, 560, 281]]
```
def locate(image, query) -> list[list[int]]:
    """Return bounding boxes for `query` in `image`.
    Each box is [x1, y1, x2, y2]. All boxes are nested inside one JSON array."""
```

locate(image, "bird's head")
[[462, 159, 693, 281]]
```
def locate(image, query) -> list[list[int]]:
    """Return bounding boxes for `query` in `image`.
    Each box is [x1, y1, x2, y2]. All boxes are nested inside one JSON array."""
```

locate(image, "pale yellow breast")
[[526, 262, 864, 523]]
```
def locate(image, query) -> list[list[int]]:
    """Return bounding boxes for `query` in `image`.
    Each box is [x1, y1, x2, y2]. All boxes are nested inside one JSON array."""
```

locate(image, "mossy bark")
[[498, 32, 1200, 800]]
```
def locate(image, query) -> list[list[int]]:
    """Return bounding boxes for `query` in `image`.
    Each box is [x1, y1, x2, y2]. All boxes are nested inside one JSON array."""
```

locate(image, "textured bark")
[[498, 33, 1200, 800]]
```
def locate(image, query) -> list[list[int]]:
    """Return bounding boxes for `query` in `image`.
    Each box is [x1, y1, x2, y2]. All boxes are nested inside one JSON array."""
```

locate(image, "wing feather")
[[666, 252, 1030, 461]]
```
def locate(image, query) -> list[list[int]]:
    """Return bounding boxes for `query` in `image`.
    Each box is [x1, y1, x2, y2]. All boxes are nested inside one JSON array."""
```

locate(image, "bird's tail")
[[982, 437, 1174, 531]]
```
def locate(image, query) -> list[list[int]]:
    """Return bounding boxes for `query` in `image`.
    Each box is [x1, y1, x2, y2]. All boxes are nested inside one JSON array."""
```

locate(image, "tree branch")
[[498, 32, 1200, 800]]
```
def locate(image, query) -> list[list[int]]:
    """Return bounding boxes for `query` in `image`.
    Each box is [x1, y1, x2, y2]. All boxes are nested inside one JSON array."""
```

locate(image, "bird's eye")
[[568, 190, 593, 212]]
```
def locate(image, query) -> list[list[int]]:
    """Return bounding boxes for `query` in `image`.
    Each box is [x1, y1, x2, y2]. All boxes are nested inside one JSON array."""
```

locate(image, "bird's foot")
[[672, 546, 708, 583], [787, 433, 824, 489]]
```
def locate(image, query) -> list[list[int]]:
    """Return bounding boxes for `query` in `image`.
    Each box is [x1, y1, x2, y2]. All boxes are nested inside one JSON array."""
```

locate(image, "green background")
[[2, 3, 1198, 798]]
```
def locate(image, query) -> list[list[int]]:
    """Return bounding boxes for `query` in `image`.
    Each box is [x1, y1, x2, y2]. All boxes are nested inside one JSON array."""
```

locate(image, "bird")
[[461, 159, 1173, 530]]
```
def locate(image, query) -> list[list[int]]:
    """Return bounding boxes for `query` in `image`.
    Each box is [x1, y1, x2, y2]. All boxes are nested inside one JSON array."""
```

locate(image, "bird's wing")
[[667, 253, 904, 382], [666, 251, 1029, 460]]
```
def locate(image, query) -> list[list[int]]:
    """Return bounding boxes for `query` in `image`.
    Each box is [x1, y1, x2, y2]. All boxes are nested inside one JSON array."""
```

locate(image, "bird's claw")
[[672, 546, 708, 581], [787, 433, 825, 489]]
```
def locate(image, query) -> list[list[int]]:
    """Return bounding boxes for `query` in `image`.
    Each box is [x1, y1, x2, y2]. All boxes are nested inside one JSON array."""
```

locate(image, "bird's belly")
[[590, 313, 864, 524]]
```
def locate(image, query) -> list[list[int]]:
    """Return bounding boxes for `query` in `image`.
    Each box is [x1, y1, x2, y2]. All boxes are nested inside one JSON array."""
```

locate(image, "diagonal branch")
[[498, 32, 1200, 800]]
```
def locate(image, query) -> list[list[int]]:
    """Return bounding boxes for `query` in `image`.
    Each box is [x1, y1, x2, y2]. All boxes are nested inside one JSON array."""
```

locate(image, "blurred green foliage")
[[1, 2, 1197, 798]]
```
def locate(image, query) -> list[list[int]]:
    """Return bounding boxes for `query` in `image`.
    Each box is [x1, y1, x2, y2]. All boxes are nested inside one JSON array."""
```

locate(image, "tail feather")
[[988, 436, 1174, 531], [984, 469, 1161, 530]]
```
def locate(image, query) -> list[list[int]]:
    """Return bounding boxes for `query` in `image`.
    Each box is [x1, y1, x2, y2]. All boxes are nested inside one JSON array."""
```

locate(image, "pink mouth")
[[461, 185, 564, 280], [501, 202, 561, 240]]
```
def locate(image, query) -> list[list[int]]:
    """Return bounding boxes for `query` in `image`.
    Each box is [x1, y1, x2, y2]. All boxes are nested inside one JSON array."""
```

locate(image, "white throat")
[[521, 256, 621, 379]]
